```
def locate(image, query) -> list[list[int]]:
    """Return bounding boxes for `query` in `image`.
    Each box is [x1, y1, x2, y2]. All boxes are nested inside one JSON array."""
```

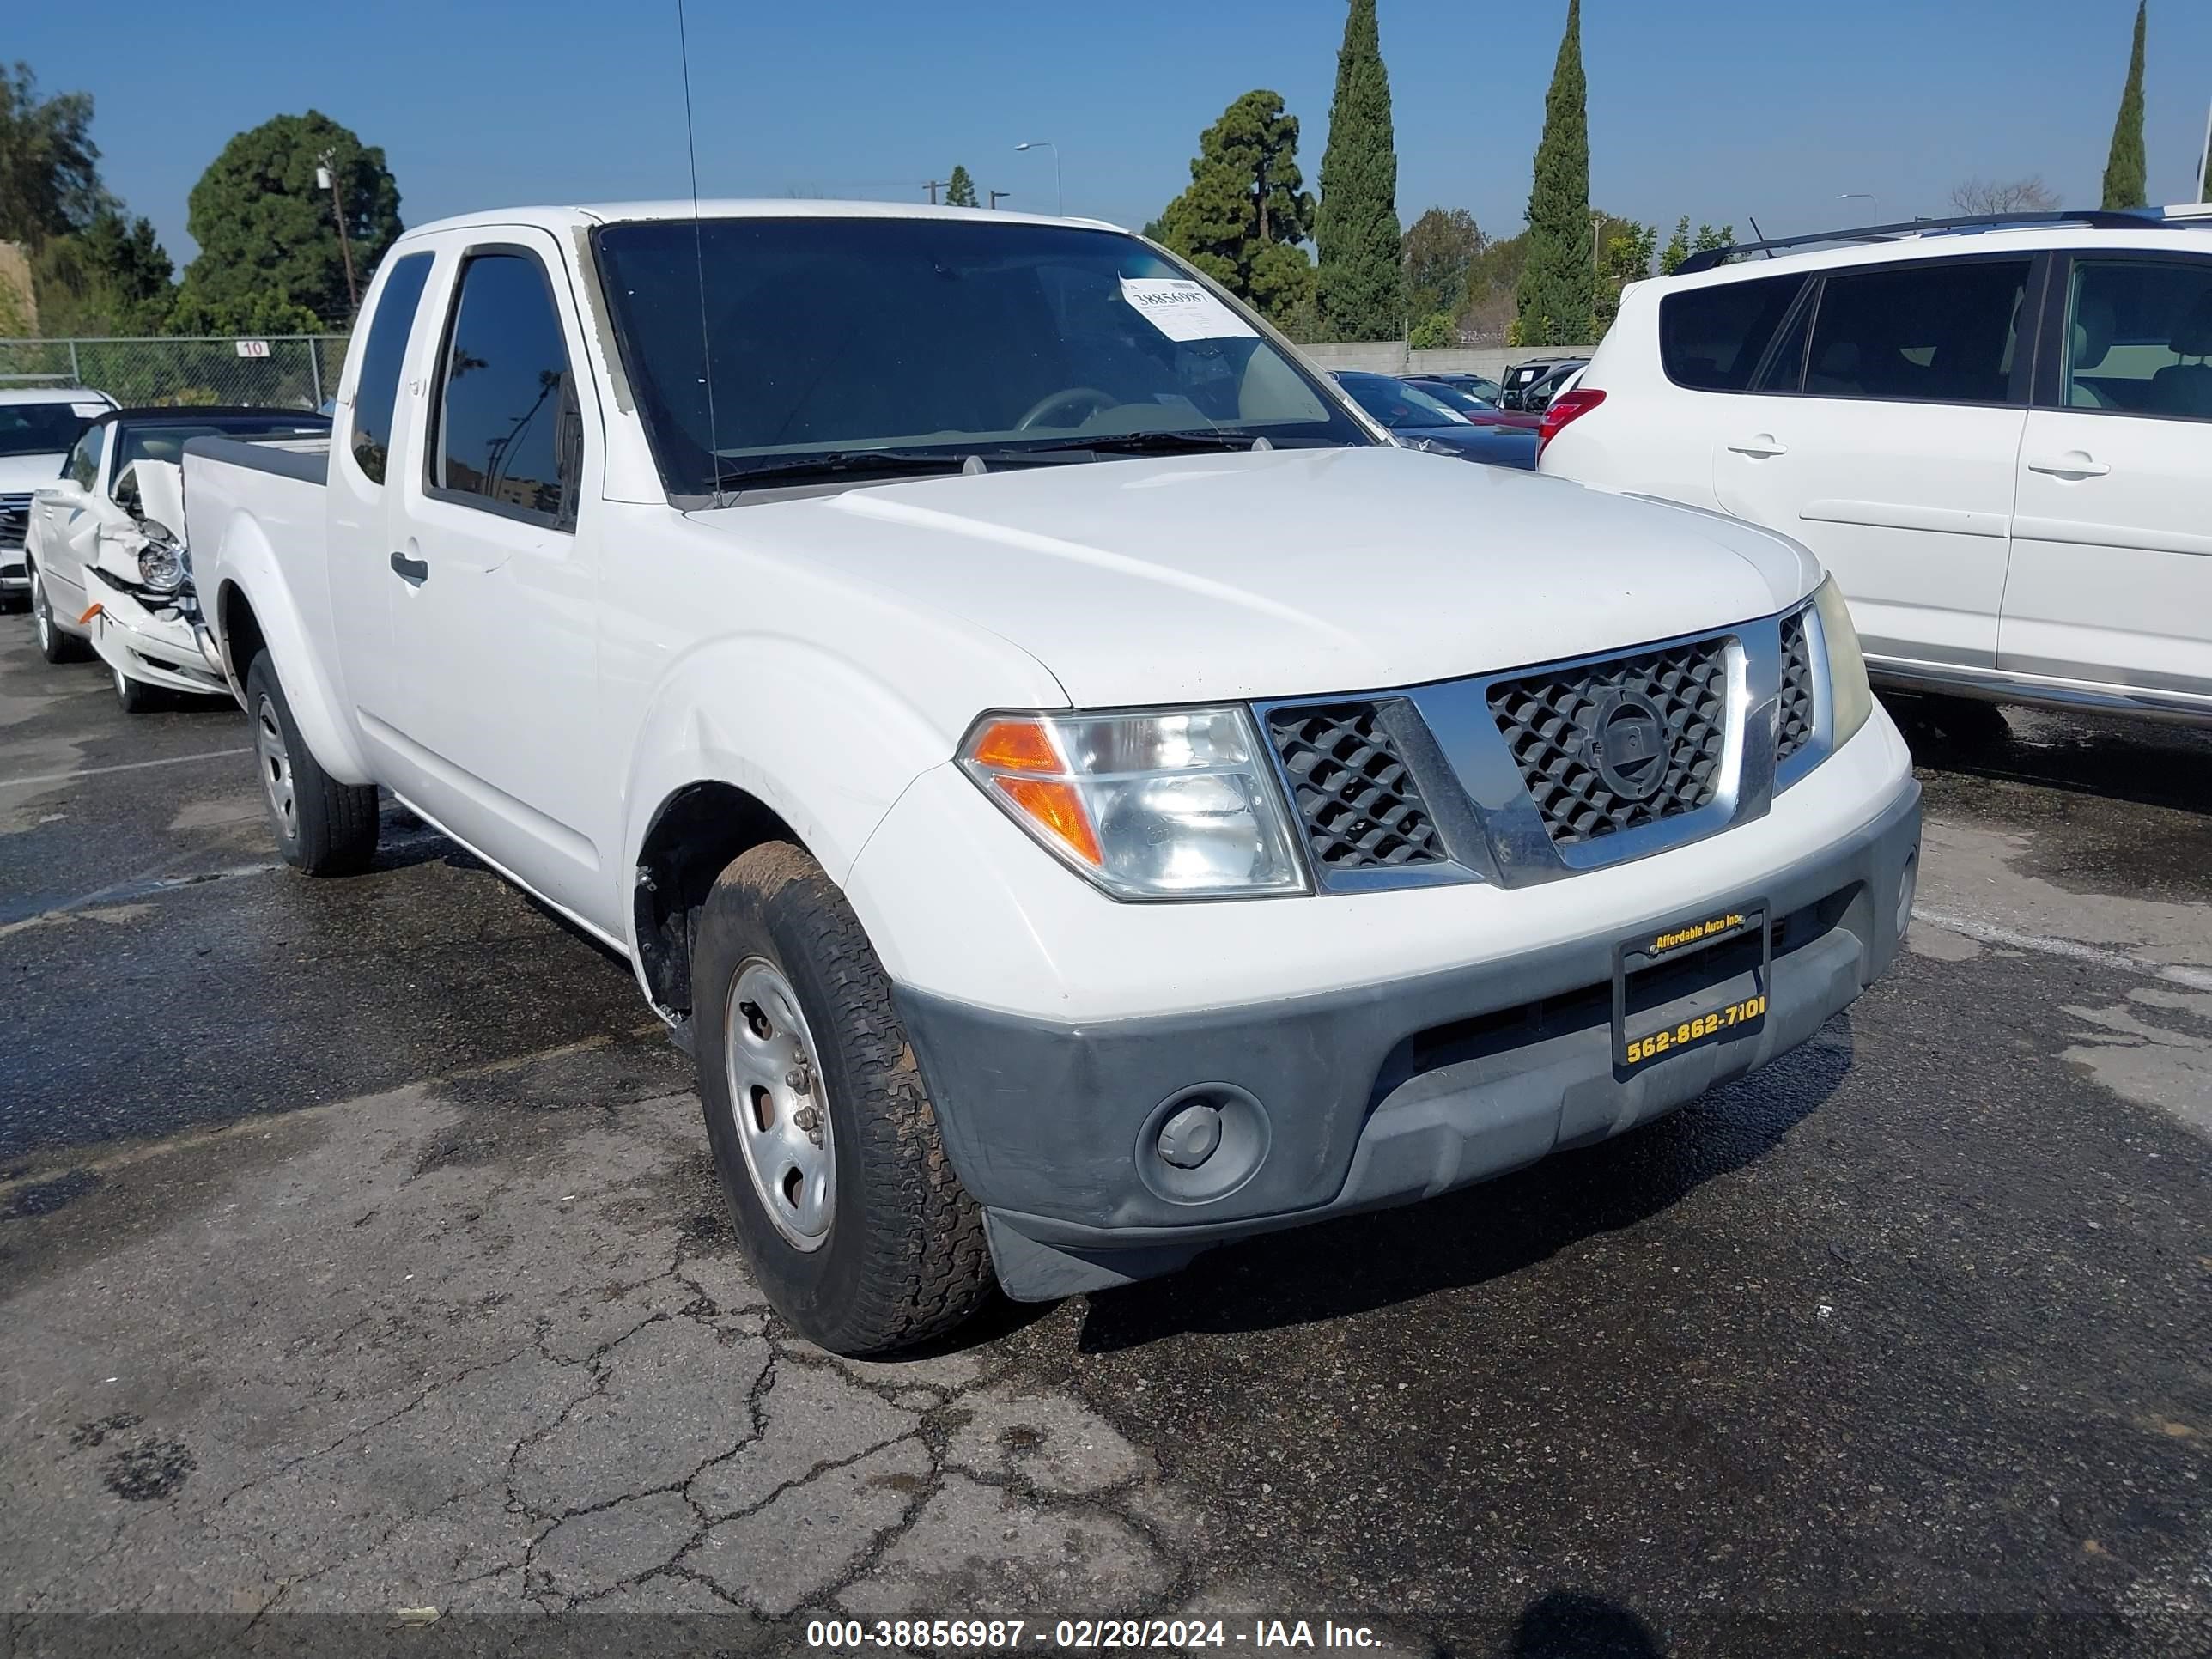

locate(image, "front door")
[[383, 231, 611, 926], [2002, 252, 2212, 696], [1714, 254, 2035, 670]]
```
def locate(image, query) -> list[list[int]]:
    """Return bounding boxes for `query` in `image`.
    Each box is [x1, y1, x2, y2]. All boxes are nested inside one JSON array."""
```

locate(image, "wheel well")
[[220, 582, 266, 684], [634, 782, 799, 1020]]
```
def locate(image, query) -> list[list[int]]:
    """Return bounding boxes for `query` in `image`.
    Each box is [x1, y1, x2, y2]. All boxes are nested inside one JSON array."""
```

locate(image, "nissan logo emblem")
[[1586, 690, 1670, 801]]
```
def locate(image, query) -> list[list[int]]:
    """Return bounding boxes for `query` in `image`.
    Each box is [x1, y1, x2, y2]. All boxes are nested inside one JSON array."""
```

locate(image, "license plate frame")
[[1611, 903, 1771, 1075]]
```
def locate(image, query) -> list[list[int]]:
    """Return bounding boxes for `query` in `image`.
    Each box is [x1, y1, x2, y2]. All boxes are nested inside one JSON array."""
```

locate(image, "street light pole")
[[1014, 142, 1062, 216], [1836, 191, 1878, 226], [318, 149, 360, 317], [988, 190, 1012, 210]]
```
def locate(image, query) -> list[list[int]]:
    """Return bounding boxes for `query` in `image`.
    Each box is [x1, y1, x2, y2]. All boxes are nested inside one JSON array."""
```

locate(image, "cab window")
[[2062, 258, 2212, 421], [349, 251, 435, 485], [428, 249, 577, 527]]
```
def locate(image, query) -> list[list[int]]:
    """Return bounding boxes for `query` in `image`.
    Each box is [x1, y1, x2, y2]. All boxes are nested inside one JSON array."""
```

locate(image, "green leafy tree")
[[1593, 218, 1655, 332], [1658, 216, 1692, 275], [2100, 1, 2148, 210], [945, 165, 978, 208], [33, 209, 174, 334], [1313, 0, 1404, 340], [1407, 312, 1456, 349], [1155, 89, 1316, 325], [1515, 0, 1594, 345], [1401, 206, 1484, 323], [177, 111, 401, 331], [1692, 222, 1734, 256], [0, 62, 103, 249]]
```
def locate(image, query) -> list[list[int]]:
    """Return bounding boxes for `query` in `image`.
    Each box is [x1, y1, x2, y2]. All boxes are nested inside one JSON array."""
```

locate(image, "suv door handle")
[[1727, 434, 1788, 458], [389, 551, 429, 586], [2026, 453, 2110, 479]]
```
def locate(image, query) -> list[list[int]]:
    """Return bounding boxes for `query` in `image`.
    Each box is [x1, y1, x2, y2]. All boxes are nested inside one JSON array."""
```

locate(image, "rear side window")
[[429, 250, 577, 526], [1805, 258, 2031, 405], [349, 252, 434, 485], [1659, 274, 1806, 391]]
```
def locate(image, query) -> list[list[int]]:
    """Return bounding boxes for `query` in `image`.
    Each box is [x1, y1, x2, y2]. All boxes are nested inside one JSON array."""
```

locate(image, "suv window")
[[429, 250, 576, 526], [66, 423, 105, 491], [349, 252, 435, 484], [1804, 258, 2030, 404], [2063, 258, 2212, 420], [1658, 274, 1806, 392]]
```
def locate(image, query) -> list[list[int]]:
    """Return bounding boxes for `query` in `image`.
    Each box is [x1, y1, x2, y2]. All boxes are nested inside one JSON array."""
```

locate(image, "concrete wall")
[[1295, 342, 1596, 380]]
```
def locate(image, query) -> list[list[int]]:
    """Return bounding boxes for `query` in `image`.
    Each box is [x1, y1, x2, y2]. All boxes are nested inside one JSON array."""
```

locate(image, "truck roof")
[[392, 198, 1123, 246]]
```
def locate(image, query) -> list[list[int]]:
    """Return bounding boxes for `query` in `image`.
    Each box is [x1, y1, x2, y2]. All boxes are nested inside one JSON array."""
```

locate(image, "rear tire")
[[244, 650, 380, 876], [693, 841, 994, 1355], [30, 565, 89, 665]]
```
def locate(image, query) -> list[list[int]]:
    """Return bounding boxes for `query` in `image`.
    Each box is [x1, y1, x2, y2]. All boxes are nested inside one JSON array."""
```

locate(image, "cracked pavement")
[[3, 627, 2211, 1656]]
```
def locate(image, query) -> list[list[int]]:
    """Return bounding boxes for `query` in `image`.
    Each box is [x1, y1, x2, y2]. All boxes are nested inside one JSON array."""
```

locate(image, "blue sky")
[[17, 0, 2212, 266]]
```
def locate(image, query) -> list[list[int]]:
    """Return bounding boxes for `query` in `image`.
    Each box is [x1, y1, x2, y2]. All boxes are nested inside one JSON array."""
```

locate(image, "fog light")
[[1157, 1103, 1224, 1170]]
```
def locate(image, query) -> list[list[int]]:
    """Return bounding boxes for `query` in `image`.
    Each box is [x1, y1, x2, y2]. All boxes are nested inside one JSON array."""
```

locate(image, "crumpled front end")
[[82, 461, 226, 696]]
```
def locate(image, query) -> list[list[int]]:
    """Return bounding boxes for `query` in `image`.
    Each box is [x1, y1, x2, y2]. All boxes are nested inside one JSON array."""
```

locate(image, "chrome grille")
[[1487, 637, 1731, 846], [1776, 611, 1814, 766], [1265, 703, 1447, 871], [0, 494, 29, 552]]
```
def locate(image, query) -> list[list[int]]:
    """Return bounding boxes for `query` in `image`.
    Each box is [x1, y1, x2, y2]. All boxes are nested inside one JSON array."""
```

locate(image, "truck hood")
[[698, 447, 1818, 708], [0, 454, 67, 494]]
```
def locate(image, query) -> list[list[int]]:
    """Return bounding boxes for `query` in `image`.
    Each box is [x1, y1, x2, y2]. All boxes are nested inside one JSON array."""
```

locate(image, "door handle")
[[389, 551, 429, 586], [1727, 434, 1788, 458], [2026, 454, 2110, 479]]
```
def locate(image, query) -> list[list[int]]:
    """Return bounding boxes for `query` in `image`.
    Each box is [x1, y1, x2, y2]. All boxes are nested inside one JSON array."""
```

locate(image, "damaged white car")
[[24, 406, 330, 710]]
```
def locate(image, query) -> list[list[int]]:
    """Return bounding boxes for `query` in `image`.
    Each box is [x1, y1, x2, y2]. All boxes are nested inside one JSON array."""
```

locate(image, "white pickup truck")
[[184, 200, 1920, 1354]]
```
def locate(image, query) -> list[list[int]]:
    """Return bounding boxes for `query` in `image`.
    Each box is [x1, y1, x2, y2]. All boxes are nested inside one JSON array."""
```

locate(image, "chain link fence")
[[0, 336, 349, 410]]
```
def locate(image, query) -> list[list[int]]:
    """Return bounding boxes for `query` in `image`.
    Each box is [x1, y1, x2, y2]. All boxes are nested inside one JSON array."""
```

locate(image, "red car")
[[1403, 378, 1544, 429]]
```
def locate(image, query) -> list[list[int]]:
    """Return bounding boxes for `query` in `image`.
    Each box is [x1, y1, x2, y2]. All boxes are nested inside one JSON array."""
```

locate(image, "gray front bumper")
[[896, 779, 1921, 1301]]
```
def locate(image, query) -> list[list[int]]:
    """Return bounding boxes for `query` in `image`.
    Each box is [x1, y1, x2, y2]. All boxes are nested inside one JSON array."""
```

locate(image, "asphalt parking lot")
[[3, 620, 2209, 1657]]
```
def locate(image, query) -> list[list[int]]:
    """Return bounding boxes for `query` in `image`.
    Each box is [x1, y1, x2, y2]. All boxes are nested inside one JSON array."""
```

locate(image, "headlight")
[[137, 534, 186, 593], [1812, 574, 1873, 746], [958, 708, 1307, 899]]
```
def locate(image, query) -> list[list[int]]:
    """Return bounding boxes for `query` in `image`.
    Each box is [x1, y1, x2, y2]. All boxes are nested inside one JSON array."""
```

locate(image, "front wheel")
[[113, 664, 160, 714], [30, 566, 89, 665], [693, 842, 994, 1355], [243, 651, 380, 876]]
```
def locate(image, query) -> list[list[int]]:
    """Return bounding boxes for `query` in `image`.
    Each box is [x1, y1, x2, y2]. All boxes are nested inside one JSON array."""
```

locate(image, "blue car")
[[1332, 372, 1538, 469]]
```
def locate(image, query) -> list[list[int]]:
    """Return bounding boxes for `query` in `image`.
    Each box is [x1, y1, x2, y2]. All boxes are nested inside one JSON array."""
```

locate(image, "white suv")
[[1540, 207, 2212, 726]]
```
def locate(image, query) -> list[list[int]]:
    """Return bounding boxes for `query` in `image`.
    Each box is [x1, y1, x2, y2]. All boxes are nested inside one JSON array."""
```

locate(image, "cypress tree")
[[1515, 0, 1594, 346], [1313, 0, 1404, 341], [945, 166, 978, 208], [2100, 2, 2148, 210]]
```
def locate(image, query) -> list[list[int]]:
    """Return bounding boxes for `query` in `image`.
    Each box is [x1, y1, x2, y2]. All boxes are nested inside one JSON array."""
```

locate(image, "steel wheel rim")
[[254, 693, 297, 841], [723, 957, 836, 1251]]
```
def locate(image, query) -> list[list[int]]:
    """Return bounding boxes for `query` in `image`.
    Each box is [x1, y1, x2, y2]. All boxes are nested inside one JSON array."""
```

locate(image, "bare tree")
[[1948, 176, 2061, 216]]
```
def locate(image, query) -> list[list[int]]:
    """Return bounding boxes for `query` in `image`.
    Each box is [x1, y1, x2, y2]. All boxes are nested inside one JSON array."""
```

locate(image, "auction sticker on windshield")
[[1120, 277, 1258, 343]]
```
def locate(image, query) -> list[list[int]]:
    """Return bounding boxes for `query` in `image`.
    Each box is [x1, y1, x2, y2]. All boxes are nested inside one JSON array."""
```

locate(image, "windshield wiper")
[[715, 449, 981, 491], [1013, 429, 1268, 458]]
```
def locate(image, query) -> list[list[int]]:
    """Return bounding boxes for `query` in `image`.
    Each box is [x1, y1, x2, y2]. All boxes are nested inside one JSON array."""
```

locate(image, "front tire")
[[113, 664, 160, 714], [693, 842, 994, 1355], [30, 566, 89, 665], [244, 650, 379, 876]]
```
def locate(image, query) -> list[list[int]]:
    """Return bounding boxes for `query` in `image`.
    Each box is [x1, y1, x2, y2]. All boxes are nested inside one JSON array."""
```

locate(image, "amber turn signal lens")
[[993, 776, 1103, 866], [968, 717, 1060, 773]]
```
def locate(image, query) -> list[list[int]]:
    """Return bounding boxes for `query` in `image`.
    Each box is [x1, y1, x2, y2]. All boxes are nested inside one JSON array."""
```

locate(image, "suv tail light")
[[1536, 387, 1606, 457]]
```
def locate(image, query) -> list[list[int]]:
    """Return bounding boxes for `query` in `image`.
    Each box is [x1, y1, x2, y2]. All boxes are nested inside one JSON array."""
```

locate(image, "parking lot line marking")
[[1913, 906, 2212, 994], [0, 747, 252, 790]]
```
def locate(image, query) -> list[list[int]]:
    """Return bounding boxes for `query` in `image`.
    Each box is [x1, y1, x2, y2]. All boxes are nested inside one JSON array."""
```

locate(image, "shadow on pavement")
[[1072, 1021, 1855, 1351], [1502, 1590, 1665, 1658], [1889, 693, 2212, 816]]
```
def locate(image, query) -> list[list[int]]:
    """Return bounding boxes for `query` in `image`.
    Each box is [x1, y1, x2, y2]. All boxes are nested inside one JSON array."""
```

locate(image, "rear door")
[[2002, 250, 2212, 696], [383, 230, 610, 923], [1711, 253, 2038, 669]]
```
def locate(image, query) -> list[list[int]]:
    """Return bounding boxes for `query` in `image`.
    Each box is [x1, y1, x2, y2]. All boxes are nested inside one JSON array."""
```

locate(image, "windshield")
[[593, 216, 1370, 497], [1335, 374, 1469, 431], [0, 403, 96, 459], [1407, 380, 1499, 417], [112, 415, 331, 480]]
